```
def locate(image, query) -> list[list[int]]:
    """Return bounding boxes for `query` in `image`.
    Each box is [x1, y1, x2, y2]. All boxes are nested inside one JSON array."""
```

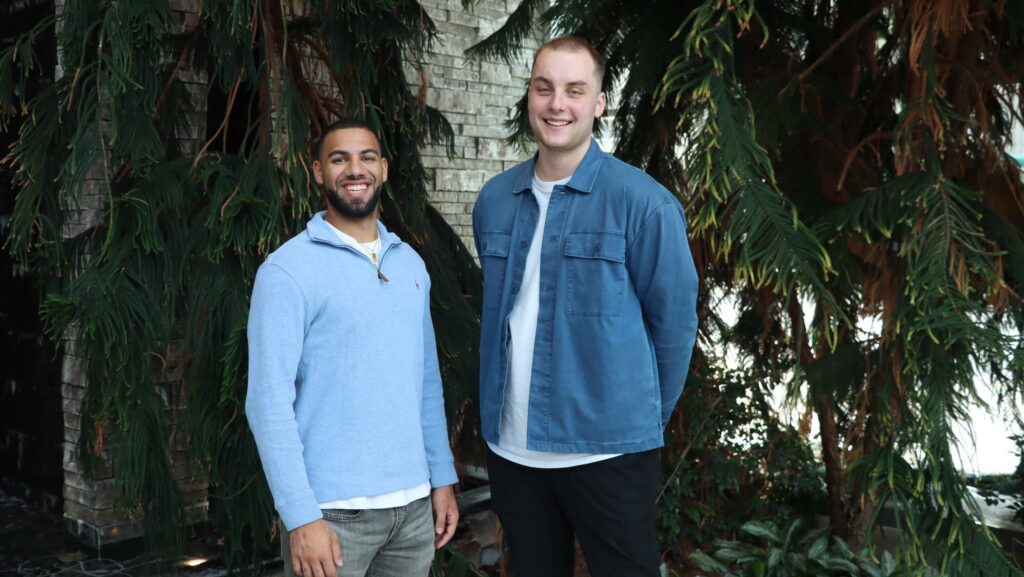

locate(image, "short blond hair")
[[533, 35, 606, 86]]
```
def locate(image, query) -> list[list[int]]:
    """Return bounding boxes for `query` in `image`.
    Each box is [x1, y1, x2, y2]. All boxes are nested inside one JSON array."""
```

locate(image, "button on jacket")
[[473, 139, 699, 454]]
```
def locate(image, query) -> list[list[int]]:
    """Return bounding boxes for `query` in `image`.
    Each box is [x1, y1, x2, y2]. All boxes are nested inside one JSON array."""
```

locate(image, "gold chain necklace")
[[367, 235, 381, 265]]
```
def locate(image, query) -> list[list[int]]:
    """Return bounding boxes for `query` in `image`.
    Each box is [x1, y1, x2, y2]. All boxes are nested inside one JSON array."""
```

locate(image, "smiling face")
[[527, 47, 606, 163], [313, 127, 388, 223]]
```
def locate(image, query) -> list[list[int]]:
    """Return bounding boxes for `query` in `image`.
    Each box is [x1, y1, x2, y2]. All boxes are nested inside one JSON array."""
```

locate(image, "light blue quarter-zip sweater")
[[245, 212, 457, 531]]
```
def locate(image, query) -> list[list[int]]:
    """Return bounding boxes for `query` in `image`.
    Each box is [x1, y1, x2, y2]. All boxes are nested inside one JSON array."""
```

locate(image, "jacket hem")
[[524, 434, 664, 454]]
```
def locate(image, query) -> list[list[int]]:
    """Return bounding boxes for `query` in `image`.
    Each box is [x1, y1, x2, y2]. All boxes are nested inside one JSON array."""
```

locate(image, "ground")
[[0, 487, 511, 577]]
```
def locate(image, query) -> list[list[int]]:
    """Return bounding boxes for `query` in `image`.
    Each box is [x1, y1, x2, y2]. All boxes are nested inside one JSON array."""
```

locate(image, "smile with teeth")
[[341, 182, 370, 194], [545, 119, 571, 127]]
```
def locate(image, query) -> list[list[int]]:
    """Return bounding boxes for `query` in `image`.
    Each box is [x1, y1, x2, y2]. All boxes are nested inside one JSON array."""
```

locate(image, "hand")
[[431, 485, 459, 548], [289, 519, 343, 577]]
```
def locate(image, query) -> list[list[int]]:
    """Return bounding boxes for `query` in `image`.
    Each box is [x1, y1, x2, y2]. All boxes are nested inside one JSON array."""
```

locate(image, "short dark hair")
[[533, 35, 606, 87], [312, 118, 381, 160]]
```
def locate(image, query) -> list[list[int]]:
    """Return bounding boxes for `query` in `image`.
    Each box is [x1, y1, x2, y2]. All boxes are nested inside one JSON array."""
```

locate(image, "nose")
[[549, 90, 566, 111], [345, 158, 366, 178]]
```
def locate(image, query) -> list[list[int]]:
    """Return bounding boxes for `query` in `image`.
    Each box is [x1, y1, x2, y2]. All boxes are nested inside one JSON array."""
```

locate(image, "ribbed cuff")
[[279, 499, 324, 532], [428, 460, 458, 488]]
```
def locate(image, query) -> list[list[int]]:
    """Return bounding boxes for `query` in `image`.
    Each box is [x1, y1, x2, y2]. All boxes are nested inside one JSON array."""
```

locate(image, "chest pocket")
[[478, 231, 512, 310], [563, 232, 627, 317]]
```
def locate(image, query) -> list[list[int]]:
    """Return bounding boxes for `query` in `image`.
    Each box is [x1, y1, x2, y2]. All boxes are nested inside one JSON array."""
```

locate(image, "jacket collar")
[[511, 138, 605, 195], [305, 211, 402, 248]]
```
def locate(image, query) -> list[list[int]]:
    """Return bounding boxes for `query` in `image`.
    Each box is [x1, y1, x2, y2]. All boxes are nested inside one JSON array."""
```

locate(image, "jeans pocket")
[[322, 508, 364, 522]]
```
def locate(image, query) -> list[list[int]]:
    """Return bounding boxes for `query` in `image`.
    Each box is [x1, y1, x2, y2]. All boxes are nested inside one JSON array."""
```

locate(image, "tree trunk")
[[787, 297, 849, 535]]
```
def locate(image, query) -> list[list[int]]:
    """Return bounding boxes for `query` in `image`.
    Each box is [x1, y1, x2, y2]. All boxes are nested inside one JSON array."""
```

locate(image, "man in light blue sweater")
[[246, 118, 459, 577]]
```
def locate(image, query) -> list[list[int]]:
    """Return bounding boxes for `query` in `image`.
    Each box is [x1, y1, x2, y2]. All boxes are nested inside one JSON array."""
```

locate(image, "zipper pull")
[[377, 270, 389, 283]]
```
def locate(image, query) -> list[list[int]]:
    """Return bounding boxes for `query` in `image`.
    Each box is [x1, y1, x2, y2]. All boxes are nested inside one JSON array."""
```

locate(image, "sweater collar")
[[305, 211, 401, 248]]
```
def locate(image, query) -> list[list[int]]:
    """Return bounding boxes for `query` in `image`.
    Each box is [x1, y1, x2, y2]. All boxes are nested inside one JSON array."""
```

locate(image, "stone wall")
[[414, 0, 542, 255], [50, 0, 533, 548], [57, 0, 210, 549]]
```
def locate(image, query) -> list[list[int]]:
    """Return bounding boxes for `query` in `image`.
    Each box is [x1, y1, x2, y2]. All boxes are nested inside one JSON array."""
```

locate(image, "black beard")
[[322, 179, 381, 219]]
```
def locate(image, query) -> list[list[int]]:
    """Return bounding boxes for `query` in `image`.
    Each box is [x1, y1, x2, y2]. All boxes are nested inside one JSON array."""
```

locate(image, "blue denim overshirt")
[[473, 139, 699, 453]]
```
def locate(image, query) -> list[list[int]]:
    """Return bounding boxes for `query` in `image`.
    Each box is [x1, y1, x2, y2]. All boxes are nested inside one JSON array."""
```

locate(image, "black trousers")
[[487, 449, 661, 577]]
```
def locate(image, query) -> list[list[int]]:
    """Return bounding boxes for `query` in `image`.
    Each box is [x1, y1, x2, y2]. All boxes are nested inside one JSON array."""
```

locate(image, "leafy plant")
[[691, 518, 922, 577], [431, 546, 488, 577], [472, 0, 1024, 574], [1, 0, 482, 570], [657, 362, 823, 566]]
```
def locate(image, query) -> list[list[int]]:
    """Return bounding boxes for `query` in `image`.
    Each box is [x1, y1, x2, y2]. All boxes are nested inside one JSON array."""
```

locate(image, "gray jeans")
[[281, 496, 435, 577]]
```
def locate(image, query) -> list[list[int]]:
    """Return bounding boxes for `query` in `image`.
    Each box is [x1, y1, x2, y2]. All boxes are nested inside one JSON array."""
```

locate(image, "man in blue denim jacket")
[[473, 36, 699, 577]]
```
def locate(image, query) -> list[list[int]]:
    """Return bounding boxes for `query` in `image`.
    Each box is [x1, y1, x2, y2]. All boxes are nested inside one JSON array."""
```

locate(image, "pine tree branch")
[[836, 130, 893, 191], [780, 0, 894, 97], [192, 71, 243, 168]]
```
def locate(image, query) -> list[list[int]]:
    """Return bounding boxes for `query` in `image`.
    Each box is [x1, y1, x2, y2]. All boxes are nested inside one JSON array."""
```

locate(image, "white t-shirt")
[[319, 221, 431, 509], [487, 174, 620, 468]]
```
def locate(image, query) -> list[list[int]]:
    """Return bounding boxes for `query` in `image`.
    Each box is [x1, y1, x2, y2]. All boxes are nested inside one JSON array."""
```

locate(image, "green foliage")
[[2, 0, 481, 570], [657, 363, 823, 566], [691, 518, 923, 577], [659, 0, 838, 339], [462, 0, 545, 66], [477, 0, 1024, 575], [431, 546, 488, 577]]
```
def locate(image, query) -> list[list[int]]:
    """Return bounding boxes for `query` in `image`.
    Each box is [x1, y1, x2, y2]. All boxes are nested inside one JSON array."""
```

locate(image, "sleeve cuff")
[[428, 461, 459, 488], [278, 500, 324, 532]]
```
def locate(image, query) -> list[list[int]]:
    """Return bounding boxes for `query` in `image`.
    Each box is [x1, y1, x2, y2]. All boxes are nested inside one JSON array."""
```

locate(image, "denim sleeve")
[[244, 263, 323, 531], [626, 201, 699, 429], [472, 191, 484, 255], [421, 274, 459, 488]]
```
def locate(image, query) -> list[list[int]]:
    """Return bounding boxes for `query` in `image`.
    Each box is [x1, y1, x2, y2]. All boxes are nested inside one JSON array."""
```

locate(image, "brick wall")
[[51, 0, 532, 547], [56, 0, 210, 548], [414, 0, 542, 255]]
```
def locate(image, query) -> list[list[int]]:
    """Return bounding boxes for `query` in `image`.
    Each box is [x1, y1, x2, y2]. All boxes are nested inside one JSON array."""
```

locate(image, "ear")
[[381, 157, 389, 183], [595, 91, 607, 118], [313, 159, 324, 186]]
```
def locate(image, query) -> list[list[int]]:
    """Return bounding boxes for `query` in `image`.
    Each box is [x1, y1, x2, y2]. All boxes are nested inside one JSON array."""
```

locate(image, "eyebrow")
[[327, 148, 380, 157], [531, 76, 590, 89]]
